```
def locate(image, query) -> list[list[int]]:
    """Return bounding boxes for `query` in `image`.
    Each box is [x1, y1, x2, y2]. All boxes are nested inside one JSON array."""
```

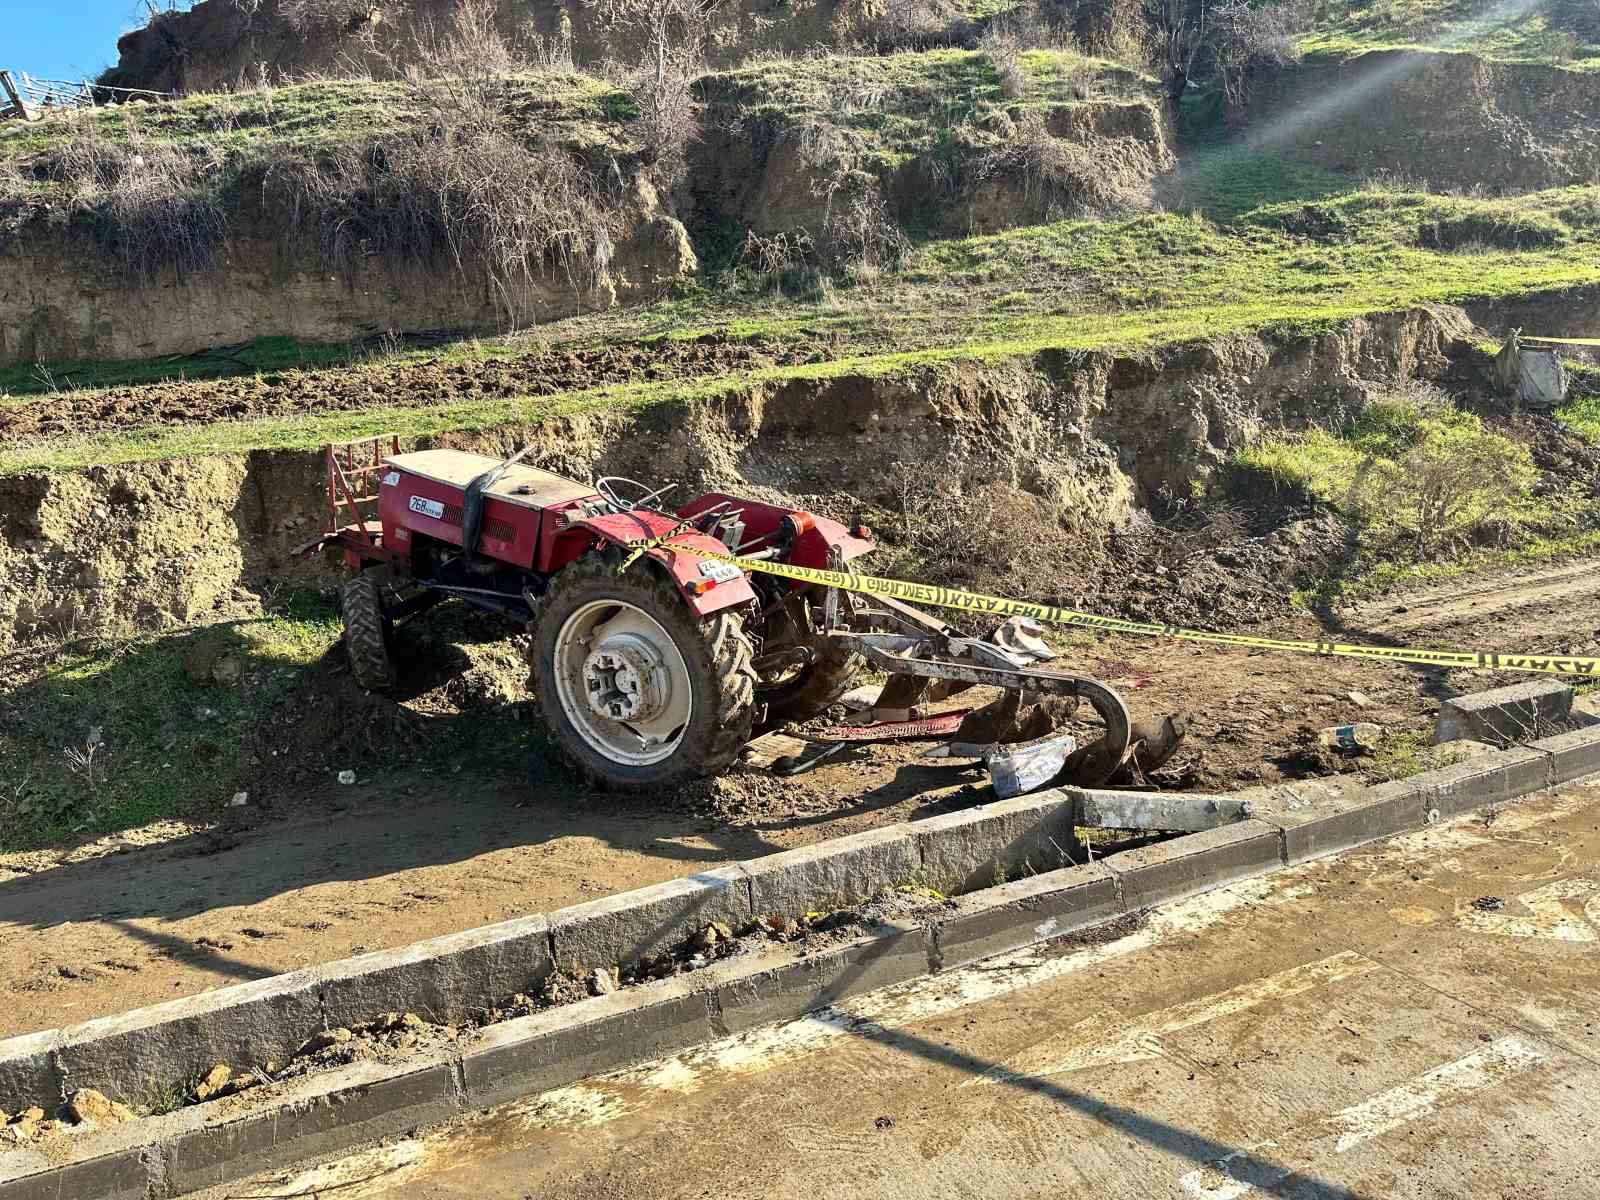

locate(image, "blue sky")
[[7, 2, 156, 84]]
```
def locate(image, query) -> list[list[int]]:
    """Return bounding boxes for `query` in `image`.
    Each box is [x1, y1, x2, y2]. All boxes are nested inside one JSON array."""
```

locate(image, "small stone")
[[229, 792, 250, 807], [65, 1089, 133, 1126], [1346, 691, 1372, 708], [211, 655, 243, 686], [194, 1064, 232, 1101], [337, 770, 357, 785], [589, 968, 617, 996]]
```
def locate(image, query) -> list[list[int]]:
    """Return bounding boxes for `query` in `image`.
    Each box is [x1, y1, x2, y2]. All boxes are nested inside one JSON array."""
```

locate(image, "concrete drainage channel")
[[2, 680, 1596, 1200]]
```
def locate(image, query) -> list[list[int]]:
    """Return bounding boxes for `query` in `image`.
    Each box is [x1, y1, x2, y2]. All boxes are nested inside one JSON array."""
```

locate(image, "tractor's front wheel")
[[341, 572, 396, 693], [530, 557, 757, 792]]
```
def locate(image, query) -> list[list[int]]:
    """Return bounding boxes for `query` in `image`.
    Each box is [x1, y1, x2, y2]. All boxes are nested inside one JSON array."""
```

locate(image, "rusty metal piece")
[[819, 710, 973, 742]]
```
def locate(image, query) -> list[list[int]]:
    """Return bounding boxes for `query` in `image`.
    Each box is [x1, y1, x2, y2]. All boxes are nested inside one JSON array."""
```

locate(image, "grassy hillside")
[[2, 3, 1598, 472], [1300, 0, 1600, 67]]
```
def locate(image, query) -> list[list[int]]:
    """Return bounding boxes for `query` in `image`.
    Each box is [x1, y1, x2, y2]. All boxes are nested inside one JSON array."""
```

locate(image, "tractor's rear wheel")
[[530, 556, 757, 792], [341, 572, 396, 693], [757, 636, 863, 727]]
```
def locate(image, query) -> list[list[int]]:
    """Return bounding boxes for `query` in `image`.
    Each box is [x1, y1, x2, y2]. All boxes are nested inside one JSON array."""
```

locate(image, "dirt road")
[[217, 783, 1600, 1200], [3, 555, 1597, 1041]]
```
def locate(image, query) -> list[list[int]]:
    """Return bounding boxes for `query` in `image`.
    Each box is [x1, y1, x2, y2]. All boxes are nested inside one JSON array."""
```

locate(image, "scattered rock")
[[65, 1088, 134, 1127], [589, 968, 618, 996], [1346, 691, 1372, 708], [1317, 722, 1383, 751], [337, 769, 357, 785], [693, 921, 734, 951], [194, 1064, 232, 1101], [1472, 896, 1506, 912], [874, 1115, 895, 1131], [211, 655, 243, 686], [229, 791, 250, 807], [183, 638, 227, 685]]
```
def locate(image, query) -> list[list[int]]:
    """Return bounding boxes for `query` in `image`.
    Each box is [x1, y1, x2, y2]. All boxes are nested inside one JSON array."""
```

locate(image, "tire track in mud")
[[1339, 561, 1600, 660]]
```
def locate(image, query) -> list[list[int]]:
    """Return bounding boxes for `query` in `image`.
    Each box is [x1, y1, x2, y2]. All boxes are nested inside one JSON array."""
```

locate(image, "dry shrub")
[[885, 470, 1083, 623], [40, 129, 227, 281], [818, 174, 912, 276], [738, 228, 822, 293], [265, 123, 618, 322], [229, 0, 383, 36], [979, 16, 1033, 99], [593, 0, 718, 186], [971, 111, 1156, 220], [406, 0, 519, 83], [1209, 0, 1301, 117], [1344, 389, 1540, 554]]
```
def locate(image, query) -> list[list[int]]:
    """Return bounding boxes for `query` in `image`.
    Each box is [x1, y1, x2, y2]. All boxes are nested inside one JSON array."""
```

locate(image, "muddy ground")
[[0, 332, 826, 443], [3, 554, 1597, 1040]]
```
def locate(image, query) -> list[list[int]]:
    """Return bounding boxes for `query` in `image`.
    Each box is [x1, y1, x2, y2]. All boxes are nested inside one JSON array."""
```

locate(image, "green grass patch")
[[0, 74, 629, 167], [0, 593, 341, 851], [1554, 390, 1600, 443], [1299, 0, 1600, 70], [12, 201, 1600, 471], [1240, 386, 1600, 607], [698, 47, 1144, 170]]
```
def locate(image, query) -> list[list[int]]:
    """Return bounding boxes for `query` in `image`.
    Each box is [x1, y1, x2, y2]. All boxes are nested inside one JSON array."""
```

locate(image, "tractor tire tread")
[[529, 554, 758, 792], [342, 573, 396, 693]]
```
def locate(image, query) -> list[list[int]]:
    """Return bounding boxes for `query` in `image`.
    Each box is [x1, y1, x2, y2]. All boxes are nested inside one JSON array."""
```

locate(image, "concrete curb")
[[4, 683, 1594, 1200]]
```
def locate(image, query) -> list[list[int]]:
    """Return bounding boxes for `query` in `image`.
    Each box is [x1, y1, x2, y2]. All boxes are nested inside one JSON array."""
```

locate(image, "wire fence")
[[1, 70, 174, 122]]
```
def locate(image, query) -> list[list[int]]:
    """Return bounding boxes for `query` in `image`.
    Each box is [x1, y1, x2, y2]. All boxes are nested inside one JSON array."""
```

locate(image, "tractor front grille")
[[437, 502, 518, 544]]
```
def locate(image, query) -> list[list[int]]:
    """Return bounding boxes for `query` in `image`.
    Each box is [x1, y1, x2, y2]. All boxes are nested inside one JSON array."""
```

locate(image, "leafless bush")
[[227, 0, 377, 36], [971, 111, 1155, 219], [1209, 0, 1301, 116], [408, 0, 518, 83], [816, 173, 912, 277], [40, 129, 227, 281], [739, 228, 816, 276], [593, 0, 721, 186], [979, 16, 1032, 99], [853, 0, 964, 52], [265, 122, 619, 322]]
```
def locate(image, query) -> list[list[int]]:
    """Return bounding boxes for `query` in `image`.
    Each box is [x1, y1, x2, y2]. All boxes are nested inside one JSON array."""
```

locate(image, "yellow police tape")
[[653, 541, 1600, 678], [1521, 336, 1600, 346]]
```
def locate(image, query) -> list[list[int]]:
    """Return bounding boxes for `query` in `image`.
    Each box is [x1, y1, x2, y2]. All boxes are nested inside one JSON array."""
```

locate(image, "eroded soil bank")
[[5, 301, 1599, 1043], [0, 304, 1476, 647]]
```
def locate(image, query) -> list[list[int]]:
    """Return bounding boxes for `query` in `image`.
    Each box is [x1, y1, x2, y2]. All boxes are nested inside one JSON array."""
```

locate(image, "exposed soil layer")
[[4, 554, 1599, 1042], [0, 333, 821, 443]]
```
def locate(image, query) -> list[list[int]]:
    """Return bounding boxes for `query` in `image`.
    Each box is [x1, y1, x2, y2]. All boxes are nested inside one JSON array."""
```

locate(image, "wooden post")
[[0, 71, 30, 121]]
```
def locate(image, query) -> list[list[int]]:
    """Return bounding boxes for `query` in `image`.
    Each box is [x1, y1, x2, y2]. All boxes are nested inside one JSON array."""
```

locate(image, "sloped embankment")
[[1243, 50, 1600, 192], [0, 305, 1474, 649]]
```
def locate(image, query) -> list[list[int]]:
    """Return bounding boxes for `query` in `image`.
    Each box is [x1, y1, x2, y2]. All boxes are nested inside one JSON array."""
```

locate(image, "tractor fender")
[[573, 518, 758, 616]]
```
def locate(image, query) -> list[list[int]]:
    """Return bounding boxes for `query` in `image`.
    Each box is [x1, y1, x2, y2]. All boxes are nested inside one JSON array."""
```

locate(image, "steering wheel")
[[594, 476, 676, 514]]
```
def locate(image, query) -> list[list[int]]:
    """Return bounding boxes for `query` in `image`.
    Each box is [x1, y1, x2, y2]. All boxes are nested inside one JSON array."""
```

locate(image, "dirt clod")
[[65, 1089, 134, 1127], [300, 1027, 353, 1055], [194, 1064, 233, 1101]]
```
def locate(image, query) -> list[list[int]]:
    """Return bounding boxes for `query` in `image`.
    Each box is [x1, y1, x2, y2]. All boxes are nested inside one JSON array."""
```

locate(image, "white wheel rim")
[[552, 599, 694, 767]]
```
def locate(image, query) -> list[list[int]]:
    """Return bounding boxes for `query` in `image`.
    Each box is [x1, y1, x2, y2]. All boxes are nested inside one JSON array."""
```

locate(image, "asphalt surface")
[[215, 782, 1600, 1200]]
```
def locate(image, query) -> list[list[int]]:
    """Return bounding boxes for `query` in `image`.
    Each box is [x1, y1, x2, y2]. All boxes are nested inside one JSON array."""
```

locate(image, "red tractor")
[[302, 437, 1153, 793]]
